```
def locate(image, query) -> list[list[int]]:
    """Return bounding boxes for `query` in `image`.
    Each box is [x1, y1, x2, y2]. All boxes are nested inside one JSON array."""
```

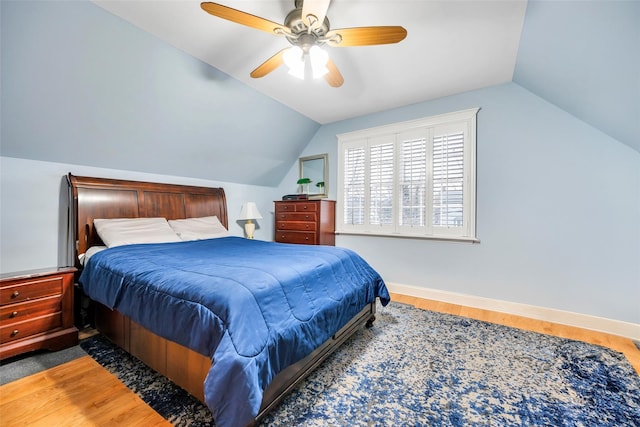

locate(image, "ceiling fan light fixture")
[[309, 45, 329, 79], [283, 46, 305, 79], [200, 1, 406, 87]]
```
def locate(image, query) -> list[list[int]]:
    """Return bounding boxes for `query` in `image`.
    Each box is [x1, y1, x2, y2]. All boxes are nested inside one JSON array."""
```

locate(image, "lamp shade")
[[283, 46, 305, 80], [309, 45, 329, 78], [239, 202, 263, 220]]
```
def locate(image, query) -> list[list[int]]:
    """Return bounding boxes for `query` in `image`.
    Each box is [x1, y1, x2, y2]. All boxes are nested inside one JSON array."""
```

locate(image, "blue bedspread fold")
[[79, 237, 389, 427]]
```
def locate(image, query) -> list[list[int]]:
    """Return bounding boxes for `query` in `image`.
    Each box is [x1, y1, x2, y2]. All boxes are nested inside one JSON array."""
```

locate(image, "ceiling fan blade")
[[301, 0, 331, 31], [324, 57, 344, 88], [325, 26, 407, 47], [250, 49, 287, 78], [201, 2, 286, 35]]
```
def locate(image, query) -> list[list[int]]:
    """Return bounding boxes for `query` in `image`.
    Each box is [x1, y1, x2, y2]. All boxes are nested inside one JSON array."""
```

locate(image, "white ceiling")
[[92, 0, 528, 124]]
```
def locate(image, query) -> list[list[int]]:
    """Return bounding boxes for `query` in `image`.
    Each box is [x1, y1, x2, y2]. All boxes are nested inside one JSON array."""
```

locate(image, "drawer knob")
[[11, 291, 19, 298], [10, 311, 18, 318], [303, 206, 308, 210], [11, 329, 19, 337], [305, 237, 309, 240]]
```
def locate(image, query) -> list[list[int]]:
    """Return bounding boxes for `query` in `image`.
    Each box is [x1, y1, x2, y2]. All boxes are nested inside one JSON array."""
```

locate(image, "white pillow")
[[78, 245, 108, 265], [93, 217, 181, 248], [168, 216, 229, 241]]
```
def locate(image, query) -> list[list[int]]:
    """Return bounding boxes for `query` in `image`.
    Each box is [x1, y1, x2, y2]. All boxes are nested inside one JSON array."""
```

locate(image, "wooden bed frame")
[[67, 173, 376, 425]]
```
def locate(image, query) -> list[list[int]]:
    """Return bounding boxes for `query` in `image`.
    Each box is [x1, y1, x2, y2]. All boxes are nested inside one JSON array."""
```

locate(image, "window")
[[337, 108, 478, 241]]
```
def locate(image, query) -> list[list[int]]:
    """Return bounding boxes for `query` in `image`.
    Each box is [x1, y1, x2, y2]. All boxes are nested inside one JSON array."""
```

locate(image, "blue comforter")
[[79, 237, 389, 427]]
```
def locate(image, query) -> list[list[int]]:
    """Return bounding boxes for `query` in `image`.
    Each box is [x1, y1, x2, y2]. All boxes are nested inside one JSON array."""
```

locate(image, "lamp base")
[[244, 221, 256, 239]]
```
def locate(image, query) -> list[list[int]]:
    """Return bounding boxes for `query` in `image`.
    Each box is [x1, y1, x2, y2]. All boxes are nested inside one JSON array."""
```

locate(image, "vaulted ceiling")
[[1, 0, 637, 188], [92, 0, 526, 125], [91, 0, 639, 153]]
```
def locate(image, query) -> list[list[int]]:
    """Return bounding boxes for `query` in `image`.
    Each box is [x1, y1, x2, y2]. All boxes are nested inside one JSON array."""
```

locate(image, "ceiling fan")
[[200, 0, 407, 87]]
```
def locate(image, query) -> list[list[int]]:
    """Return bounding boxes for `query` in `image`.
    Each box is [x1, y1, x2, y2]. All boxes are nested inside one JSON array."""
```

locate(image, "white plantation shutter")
[[369, 141, 394, 226], [399, 132, 427, 229], [433, 131, 464, 228], [343, 144, 365, 225], [338, 108, 478, 241]]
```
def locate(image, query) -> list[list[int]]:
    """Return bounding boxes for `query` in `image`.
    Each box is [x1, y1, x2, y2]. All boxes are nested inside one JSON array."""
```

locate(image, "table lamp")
[[239, 202, 263, 239]]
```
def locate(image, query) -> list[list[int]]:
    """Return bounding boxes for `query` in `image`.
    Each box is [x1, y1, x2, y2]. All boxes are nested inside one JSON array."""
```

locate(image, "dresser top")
[[275, 199, 335, 203]]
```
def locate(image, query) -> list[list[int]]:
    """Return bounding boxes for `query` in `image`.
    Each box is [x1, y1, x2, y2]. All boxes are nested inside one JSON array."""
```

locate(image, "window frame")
[[336, 108, 479, 242]]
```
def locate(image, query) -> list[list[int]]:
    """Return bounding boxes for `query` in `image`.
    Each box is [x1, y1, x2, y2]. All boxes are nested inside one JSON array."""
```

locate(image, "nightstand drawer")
[[0, 277, 62, 305], [0, 312, 62, 344], [276, 221, 315, 231], [276, 231, 316, 244], [0, 296, 61, 325], [0, 267, 77, 360], [276, 212, 317, 222]]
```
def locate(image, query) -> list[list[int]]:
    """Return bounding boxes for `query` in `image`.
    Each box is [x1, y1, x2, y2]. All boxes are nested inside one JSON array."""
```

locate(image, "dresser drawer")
[[275, 202, 297, 213], [274, 200, 334, 246], [293, 203, 317, 212], [0, 277, 62, 305], [0, 312, 62, 344], [275, 202, 318, 213], [276, 221, 316, 231], [275, 212, 317, 222], [275, 231, 316, 244], [0, 296, 61, 325]]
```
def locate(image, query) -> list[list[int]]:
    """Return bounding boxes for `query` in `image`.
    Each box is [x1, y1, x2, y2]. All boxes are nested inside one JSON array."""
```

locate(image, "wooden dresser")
[[274, 200, 336, 246], [0, 267, 78, 360]]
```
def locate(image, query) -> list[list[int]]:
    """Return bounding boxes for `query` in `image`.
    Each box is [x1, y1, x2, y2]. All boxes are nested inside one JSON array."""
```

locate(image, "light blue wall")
[[0, 1, 319, 187], [514, 0, 640, 153], [1, 1, 637, 327], [282, 83, 640, 324], [0, 157, 280, 273]]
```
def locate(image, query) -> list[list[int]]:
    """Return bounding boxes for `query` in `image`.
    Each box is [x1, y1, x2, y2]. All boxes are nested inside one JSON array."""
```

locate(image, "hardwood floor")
[[1, 293, 638, 426], [0, 356, 170, 426]]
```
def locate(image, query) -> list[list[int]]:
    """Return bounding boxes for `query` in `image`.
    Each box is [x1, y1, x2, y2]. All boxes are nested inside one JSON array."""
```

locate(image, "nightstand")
[[0, 267, 78, 360]]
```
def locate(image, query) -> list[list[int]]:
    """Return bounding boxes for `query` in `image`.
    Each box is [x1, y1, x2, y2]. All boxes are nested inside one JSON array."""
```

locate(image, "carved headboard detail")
[[67, 173, 228, 268]]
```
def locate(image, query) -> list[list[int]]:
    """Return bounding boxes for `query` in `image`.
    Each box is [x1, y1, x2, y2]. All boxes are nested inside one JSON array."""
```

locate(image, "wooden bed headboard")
[[67, 173, 228, 267]]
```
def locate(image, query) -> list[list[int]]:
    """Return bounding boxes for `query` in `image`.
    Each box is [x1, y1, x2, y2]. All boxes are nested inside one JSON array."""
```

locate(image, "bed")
[[67, 173, 390, 427]]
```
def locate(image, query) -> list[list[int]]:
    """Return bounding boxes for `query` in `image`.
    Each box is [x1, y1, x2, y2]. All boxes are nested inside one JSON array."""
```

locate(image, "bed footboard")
[[93, 301, 377, 423], [257, 301, 376, 422]]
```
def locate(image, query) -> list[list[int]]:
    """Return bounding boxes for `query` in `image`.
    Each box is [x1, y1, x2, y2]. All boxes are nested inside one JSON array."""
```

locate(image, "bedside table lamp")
[[239, 202, 262, 239]]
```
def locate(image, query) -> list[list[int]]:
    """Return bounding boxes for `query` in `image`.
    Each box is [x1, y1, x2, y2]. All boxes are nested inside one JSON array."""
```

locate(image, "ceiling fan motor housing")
[[284, 6, 330, 51]]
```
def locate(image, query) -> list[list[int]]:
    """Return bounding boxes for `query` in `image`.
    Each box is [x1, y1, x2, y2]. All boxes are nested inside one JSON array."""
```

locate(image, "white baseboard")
[[386, 282, 640, 341]]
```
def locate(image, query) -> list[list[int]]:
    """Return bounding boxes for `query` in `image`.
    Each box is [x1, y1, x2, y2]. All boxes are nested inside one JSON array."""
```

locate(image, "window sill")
[[335, 230, 480, 244]]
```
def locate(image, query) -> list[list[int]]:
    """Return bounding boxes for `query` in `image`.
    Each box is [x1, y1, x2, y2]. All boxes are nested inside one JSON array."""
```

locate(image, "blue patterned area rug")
[[80, 302, 640, 426]]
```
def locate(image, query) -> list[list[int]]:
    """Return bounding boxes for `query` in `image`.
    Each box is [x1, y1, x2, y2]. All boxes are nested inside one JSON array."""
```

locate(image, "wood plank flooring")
[[0, 356, 170, 426], [1, 293, 638, 426]]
